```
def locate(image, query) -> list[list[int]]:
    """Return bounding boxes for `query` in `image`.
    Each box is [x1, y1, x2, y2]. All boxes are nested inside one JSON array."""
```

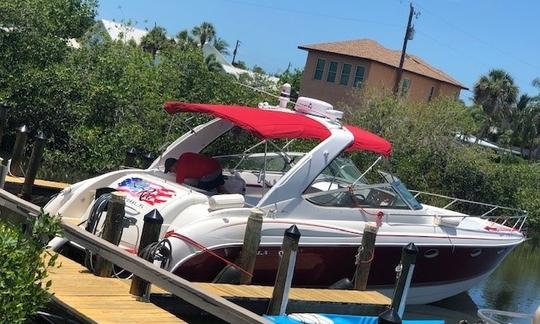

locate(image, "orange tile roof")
[[298, 39, 467, 89]]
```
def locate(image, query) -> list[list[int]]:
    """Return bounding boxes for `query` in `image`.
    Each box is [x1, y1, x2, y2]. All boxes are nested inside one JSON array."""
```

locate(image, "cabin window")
[[327, 61, 338, 83], [353, 66, 365, 87], [401, 79, 411, 97], [339, 64, 352, 85], [314, 59, 325, 80], [428, 86, 435, 102]]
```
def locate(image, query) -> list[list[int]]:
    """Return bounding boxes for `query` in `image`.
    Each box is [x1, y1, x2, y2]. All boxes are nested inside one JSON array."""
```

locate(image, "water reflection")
[[469, 234, 540, 318], [413, 234, 540, 323]]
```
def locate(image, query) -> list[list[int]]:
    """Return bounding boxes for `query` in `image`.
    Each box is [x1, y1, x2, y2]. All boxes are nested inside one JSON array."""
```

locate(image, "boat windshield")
[[304, 155, 422, 210]]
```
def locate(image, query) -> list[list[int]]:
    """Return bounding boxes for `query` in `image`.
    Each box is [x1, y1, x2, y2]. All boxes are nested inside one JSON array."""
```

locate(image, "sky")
[[98, 0, 540, 103]]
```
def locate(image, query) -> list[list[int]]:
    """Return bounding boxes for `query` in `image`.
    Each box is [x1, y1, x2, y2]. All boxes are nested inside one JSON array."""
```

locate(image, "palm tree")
[[191, 22, 216, 47], [140, 26, 169, 59], [473, 69, 518, 140], [175, 29, 196, 49], [213, 37, 230, 56]]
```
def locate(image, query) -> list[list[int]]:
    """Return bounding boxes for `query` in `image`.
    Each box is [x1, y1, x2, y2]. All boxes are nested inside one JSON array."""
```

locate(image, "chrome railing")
[[410, 190, 528, 232]]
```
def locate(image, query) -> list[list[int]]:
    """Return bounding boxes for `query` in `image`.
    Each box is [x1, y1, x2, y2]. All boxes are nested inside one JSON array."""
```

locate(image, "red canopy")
[[344, 125, 392, 156], [164, 102, 392, 156]]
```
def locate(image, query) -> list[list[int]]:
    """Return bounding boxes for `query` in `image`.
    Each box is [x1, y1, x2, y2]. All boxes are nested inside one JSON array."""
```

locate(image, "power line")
[[223, 0, 403, 29]]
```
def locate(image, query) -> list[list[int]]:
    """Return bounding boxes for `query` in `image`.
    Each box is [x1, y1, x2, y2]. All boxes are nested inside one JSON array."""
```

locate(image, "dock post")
[[238, 208, 264, 284], [534, 306, 540, 324], [378, 242, 418, 323], [20, 132, 47, 200], [267, 225, 301, 315], [0, 158, 7, 189], [130, 209, 164, 300], [354, 223, 378, 290], [0, 102, 10, 148], [10, 125, 28, 176], [124, 147, 137, 167], [94, 192, 126, 277], [143, 152, 155, 168]]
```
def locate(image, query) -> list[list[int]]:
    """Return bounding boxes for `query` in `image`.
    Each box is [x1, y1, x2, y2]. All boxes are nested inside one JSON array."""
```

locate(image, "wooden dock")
[[47, 253, 389, 323], [4, 175, 69, 200], [47, 254, 185, 323], [0, 189, 391, 323]]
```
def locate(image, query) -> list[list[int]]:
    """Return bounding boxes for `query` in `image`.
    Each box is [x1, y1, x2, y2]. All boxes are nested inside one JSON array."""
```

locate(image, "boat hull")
[[173, 243, 516, 304]]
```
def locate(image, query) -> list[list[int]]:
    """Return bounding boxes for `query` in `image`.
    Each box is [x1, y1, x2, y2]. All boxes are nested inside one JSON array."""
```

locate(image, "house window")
[[327, 61, 338, 82], [428, 86, 435, 102], [401, 79, 411, 97], [339, 64, 352, 85], [353, 66, 365, 87], [314, 59, 325, 80]]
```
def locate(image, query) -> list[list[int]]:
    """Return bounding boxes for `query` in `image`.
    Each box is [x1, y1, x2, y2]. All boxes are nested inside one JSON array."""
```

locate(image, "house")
[[298, 39, 467, 107], [202, 44, 279, 83]]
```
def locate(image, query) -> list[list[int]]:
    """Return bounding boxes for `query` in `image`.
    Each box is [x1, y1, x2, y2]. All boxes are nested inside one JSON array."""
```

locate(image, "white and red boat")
[[45, 93, 527, 304]]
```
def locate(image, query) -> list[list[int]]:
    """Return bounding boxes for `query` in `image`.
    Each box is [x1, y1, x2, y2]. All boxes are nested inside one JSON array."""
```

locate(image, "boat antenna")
[[352, 156, 383, 187], [233, 81, 316, 113]]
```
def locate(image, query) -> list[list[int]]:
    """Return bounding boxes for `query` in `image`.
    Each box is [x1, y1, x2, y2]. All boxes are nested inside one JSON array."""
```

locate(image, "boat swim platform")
[[47, 254, 390, 323]]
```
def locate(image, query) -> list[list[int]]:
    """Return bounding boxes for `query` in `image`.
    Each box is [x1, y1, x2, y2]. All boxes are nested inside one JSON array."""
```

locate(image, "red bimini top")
[[164, 102, 392, 157]]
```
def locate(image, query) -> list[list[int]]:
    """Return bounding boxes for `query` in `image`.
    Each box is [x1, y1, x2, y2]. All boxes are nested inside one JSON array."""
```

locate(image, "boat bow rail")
[[410, 190, 528, 232]]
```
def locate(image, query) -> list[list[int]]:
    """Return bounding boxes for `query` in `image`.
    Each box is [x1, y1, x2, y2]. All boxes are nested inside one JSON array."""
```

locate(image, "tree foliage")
[[0, 212, 62, 323], [344, 90, 540, 227]]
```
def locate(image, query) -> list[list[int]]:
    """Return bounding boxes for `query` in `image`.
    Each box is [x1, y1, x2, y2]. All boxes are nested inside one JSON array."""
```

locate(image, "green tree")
[[473, 69, 518, 140], [213, 37, 230, 56], [191, 21, 216, 46], [0, 0, 96, 101], [204, 54, 224, 72], [140, 25, 170, 59], [175, 29, 196, 49]]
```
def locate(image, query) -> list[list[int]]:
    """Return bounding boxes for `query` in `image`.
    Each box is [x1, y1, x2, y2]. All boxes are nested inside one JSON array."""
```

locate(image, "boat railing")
[[410, 190, 528, 232]]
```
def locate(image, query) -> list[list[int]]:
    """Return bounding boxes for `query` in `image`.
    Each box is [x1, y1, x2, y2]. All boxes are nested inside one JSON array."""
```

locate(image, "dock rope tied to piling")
[[165, 230, 253, 278]]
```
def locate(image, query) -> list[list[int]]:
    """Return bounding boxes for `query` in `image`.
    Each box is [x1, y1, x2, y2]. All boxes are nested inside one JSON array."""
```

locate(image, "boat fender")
[[433, 215, 461, 227], [208, 194, 245, 211]]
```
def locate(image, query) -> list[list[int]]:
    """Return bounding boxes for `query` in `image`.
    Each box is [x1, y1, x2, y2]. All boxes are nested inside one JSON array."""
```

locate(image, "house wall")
[[299, 50, 462, 108]]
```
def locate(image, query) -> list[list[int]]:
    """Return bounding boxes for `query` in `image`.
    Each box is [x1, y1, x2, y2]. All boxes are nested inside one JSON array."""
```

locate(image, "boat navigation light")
[[278, 83, 291, 108], [294, 97, 344, 121]]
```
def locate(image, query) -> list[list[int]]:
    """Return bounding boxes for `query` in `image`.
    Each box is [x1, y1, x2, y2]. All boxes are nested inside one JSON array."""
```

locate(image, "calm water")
[[405, 234, 540, 323]]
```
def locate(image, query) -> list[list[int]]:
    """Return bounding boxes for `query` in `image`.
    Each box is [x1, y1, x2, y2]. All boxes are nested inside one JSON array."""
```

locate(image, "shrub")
[[344, 91, 540, 227], [0, 212, 61, 323]]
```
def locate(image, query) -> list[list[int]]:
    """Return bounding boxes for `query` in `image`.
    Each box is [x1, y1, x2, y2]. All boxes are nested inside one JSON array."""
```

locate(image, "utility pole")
[[231, 40, 241, 66], [393, 3, 417, 95]]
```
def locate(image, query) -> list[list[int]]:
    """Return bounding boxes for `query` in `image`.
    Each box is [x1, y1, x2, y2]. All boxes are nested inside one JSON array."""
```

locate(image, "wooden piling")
[[94, 192, 126, 277], [124, 147, 137, 167], [10, 125, 28, 176], [238, 208, 264, 284], [0, 158, 7, 189], [267, 225, 301, 315], [0, 102, 10, 148], [354, 223, 379, 290], [20, 132, 46, 200], [130, 209, 164, 299], [143, 152, 155, 168]]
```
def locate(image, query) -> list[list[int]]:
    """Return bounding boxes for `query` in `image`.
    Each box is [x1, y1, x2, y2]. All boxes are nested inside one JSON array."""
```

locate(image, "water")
[[405, 234, 540, 323]]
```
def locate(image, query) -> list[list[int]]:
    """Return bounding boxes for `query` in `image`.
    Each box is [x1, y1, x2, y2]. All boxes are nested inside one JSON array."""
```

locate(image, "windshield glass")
[[304, 154, 422, 210]]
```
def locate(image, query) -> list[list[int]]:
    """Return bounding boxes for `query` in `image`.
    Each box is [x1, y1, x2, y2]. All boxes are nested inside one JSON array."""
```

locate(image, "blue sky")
[[98, 0, 540, 103]]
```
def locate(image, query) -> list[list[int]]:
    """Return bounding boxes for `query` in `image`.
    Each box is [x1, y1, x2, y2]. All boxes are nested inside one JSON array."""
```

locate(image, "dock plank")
[[152, 282, 390, 306], [47, 254, 185, 323], [6, 175, 69, 190]]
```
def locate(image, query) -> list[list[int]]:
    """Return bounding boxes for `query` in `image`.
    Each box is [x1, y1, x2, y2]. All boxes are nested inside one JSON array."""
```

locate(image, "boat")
[[44, 90, 527, 304]]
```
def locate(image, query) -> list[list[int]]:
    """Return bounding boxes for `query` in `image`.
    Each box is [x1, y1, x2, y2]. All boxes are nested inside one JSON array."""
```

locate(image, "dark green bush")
[[0, 212, 61, 323], [344, 91, 540, 227]]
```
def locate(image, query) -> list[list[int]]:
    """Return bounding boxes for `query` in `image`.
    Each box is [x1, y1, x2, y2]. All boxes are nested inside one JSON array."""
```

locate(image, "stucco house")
[[298, 39, 467, 107]]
